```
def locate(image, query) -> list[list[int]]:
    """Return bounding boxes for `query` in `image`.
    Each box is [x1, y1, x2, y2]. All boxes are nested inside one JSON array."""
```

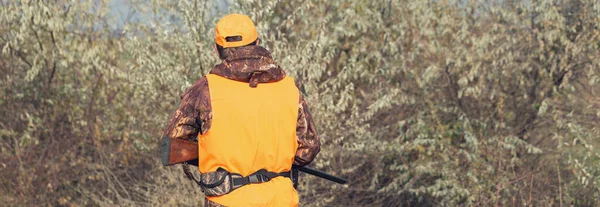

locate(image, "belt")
[[231, 169, 291, 188]]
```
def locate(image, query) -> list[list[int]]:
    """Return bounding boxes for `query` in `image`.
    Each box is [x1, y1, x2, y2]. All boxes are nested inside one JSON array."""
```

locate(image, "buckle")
[[248, 175, 259, 183], [258, 174, 269, 182], [248, 174, 269, 183]]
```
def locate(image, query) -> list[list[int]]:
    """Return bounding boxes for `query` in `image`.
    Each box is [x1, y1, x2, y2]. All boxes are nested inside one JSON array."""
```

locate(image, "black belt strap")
[[232, 169, 290, 187]]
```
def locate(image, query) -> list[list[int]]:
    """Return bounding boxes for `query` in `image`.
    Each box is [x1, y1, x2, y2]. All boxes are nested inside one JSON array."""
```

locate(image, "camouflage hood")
[[210, 45, 286, 88]]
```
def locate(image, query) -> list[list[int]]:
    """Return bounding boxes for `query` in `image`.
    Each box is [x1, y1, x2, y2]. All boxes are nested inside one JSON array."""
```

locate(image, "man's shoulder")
[[180, 76, 209, 99]]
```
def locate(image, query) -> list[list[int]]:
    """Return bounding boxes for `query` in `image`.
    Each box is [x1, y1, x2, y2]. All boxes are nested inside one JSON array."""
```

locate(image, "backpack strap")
[[184, 165, 295, 197], [231, 169, 291, 188]]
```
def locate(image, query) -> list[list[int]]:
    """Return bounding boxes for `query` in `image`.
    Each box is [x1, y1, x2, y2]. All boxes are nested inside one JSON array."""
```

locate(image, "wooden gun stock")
[[161, 136, 198, 166], [160, 136, 348, 184]]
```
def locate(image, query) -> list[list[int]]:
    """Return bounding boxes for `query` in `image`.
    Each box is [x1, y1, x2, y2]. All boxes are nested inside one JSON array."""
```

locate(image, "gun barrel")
[[296, 166, 348, 184]]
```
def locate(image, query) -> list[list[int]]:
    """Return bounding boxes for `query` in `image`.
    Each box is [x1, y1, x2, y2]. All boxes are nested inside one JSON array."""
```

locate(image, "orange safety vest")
[[199, 74, 300, 207]]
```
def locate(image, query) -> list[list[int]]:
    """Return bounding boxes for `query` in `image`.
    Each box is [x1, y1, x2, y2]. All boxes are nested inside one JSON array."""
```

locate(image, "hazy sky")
[[107, 0, 230, 27]]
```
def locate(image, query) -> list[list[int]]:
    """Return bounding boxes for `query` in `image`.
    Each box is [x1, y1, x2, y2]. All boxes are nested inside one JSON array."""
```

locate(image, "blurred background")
[[1, 0, 599, 206]]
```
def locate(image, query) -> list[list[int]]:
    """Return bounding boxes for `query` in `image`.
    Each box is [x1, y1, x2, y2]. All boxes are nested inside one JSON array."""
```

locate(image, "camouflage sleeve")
[[294, 94, 321, 166], [162, 77, 211, 141]]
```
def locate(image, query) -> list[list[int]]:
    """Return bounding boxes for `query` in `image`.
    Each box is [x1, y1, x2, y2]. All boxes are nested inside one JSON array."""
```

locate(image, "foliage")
[[1, 0, 599, 206]]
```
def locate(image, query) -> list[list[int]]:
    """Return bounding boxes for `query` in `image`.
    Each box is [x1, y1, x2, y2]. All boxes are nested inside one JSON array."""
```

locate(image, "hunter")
[[161, 14, 321, 207]]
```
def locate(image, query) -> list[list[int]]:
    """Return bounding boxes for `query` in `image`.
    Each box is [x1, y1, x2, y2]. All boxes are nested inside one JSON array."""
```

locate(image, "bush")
[[1, 0, 599, 206]]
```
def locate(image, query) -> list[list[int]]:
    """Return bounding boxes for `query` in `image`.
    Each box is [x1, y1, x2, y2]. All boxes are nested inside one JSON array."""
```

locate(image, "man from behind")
[[161, 14, 321, 207]]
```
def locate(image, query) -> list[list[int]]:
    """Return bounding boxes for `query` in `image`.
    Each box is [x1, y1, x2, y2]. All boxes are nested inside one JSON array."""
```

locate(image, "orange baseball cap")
[[215, 14, 258, 48]]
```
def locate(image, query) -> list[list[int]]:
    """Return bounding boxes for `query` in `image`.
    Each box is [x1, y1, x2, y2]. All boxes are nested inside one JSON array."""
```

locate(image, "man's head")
[[214, 14, 260, 60]]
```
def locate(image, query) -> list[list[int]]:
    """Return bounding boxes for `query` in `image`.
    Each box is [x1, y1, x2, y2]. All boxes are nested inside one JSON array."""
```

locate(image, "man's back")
[[200, 73, 300, 206], [199, 74, 300, 176]]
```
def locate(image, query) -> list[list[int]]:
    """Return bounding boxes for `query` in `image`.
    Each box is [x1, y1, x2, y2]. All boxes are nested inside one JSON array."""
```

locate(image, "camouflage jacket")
[[162, 45, 321, 167]]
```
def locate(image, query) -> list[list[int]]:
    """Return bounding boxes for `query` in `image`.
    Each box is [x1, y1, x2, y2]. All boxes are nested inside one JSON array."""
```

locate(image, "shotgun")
[[160, 136, 348, 184]]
